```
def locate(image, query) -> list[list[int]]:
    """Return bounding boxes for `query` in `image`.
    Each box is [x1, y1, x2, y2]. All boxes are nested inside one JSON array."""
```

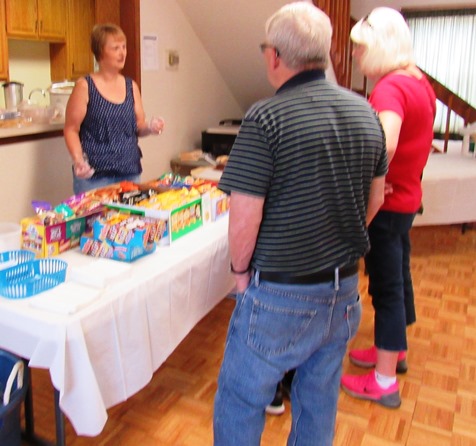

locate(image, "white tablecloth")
[[414, 148, 476, 226], [0, 217, 234, 436], [190, 146, 476, 227]]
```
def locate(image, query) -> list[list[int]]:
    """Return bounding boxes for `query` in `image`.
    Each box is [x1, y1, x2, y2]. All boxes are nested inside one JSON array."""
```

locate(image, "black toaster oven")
[[201, 119, 241, 157]]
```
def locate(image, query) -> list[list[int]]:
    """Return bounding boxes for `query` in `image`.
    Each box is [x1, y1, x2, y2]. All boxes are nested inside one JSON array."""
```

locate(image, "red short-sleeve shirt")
[[369, 73, 436, 213]]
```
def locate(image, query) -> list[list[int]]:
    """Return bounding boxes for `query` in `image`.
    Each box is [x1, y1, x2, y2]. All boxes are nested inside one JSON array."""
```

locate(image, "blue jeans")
[[365, 210, 416, 352], [73, 172, 141, 195], [213, 271, 361, 446]]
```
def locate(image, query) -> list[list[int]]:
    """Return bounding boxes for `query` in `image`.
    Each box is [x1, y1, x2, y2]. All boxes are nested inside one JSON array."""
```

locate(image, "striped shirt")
[[218, 70, 387, 274], [80, 76, 142, 178]]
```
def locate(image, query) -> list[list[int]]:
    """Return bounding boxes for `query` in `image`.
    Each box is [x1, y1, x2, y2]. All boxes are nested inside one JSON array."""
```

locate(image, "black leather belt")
[[259, 262, 359, 285]]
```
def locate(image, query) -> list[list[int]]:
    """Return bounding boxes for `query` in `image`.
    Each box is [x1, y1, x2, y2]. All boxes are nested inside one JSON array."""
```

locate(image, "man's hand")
[[233, 272, 252, 293]]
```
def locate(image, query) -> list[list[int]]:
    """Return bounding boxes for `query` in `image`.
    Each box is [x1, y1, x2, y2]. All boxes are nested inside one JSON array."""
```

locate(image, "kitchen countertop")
[[0, 120, 64, 143]]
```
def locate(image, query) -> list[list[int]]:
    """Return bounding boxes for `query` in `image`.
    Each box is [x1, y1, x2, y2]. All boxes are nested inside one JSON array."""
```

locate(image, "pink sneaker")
[[349, 346, 408, 374], [341, 370, 401, 408]]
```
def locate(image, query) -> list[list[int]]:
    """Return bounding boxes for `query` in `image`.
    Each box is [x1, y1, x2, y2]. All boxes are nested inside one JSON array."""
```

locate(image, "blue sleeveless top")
[[80, 76, 142, 178]]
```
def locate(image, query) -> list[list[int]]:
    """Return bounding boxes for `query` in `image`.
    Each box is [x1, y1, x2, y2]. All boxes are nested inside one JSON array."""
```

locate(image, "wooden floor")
[[22, 224, 476, 446]]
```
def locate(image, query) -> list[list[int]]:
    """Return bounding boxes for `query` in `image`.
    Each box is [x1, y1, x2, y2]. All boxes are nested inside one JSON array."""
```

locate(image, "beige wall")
[[138, 0, 243, 182], [0, 0, 243, 224], [0, 136, 72, 222], [2, 40, 52, 108]]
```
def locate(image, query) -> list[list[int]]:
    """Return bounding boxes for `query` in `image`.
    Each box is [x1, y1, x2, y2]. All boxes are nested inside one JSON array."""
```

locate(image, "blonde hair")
[[350, 7, 414, 78], [91, 23, 126, 61], [266, 2, 332, 70]]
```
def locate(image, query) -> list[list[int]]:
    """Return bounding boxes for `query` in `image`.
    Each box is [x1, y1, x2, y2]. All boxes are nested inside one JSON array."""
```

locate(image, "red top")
[[370, 72, 436, 213]]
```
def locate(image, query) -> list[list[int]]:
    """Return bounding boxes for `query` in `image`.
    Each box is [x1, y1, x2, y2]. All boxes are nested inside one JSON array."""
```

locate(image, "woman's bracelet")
[[230, 263, 250, 275]]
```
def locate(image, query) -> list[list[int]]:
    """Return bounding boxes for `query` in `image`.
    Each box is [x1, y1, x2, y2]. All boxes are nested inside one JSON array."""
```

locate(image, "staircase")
[[421, 70, 476, 153], [311, 0, 476, 154]]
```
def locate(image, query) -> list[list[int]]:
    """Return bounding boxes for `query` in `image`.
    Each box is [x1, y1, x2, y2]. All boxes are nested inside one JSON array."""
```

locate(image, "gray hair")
[[350, 7, 415, 78], [265, 2, 332, 70]]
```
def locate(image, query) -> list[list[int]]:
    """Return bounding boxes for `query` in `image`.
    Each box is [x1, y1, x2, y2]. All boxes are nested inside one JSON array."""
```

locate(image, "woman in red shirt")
[[341, 7, 436, 408]]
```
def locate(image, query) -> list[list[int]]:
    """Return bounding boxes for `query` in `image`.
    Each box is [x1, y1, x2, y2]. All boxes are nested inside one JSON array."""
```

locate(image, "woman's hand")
[[384, 182, 393, 195], [149, 116, 165, 135], [74, 159, 95, 179]]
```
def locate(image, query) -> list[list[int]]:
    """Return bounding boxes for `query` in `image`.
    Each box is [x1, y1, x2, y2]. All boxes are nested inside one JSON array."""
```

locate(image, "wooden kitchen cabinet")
[[95, 0, 119, 25], [0, 0, 9, 80], [5, 0, 66, 42], [50, 0, 95, 81], [66, 0, 95, 78]]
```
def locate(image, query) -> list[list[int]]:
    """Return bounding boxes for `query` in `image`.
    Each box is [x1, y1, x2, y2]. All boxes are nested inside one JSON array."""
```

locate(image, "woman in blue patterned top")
[[64, 24, 164, 194]]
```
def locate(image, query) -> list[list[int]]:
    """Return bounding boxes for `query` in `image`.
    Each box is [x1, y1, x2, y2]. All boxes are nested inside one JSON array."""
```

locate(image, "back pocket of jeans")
[[247, 298, 317, 358]]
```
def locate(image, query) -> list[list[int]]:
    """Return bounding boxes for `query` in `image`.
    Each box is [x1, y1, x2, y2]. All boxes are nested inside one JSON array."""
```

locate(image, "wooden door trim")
[[120, 0, 141, 90]]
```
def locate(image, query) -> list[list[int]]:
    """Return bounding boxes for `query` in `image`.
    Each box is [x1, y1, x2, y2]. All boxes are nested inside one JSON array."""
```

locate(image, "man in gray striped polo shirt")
[[213, 3, 387, 445]]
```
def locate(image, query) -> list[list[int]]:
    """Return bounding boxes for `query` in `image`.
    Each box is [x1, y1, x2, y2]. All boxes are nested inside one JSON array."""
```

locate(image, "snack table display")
[[0, 216, 233, 440]]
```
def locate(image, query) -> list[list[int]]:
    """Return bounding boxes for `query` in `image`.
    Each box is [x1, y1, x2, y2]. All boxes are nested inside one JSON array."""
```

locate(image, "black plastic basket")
[[0, 350, 28, 446]]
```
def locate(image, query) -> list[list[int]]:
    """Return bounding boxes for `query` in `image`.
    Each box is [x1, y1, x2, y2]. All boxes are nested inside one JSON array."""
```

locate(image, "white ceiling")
[[175, 0, 473, 115]]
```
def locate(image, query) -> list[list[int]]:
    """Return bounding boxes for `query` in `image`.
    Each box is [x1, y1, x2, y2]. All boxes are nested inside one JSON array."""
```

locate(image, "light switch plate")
[[165, 50, 180, 70]]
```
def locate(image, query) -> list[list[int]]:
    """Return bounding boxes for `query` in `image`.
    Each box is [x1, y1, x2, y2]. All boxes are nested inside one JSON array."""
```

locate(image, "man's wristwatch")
[[230, 263, 250, 275]]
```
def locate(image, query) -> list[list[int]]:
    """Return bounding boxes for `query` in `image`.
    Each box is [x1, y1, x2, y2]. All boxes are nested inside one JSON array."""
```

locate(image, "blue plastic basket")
[[0, 250, 35, 271], [0, 350, 28, 446], [0, 259, 67, 299]]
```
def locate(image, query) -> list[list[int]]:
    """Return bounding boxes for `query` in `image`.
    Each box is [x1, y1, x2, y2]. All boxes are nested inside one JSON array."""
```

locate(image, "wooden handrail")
[[421, 68, 476, 152]]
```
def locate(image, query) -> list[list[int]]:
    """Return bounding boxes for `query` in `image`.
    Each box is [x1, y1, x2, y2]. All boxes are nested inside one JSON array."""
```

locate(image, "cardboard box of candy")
[[140, 173, 228, 224], [83, 175, 223, 244], [21, 209, 104, 258], [20, 194, 105, 258], [106, 195, 203, 245], [201, 189, 230, 223], [102, 181, 205, 244], [161, 197, 202, 242], [79, 211, 167, 262]]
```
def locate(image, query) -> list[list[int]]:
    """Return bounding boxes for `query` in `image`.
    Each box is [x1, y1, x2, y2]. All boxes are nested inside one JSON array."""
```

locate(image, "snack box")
[[20, 209, 104, 258], [80, 235, 155, 262], [138, 177, 226, 224], [201, 190, 230, 223], [79, 213, 166, 262], [106, 196, 203, 244]]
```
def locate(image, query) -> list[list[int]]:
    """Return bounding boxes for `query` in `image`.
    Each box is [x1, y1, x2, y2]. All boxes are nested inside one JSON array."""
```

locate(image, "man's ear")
[[273, 50, 281, 69]]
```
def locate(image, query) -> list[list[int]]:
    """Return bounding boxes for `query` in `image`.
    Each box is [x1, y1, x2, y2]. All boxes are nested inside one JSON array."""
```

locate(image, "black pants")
[[365, 210, 416, 352]]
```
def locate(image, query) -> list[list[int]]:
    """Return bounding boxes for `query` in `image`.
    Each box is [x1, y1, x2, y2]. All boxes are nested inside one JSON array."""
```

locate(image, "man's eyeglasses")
[[259, 42, 280, 57]]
